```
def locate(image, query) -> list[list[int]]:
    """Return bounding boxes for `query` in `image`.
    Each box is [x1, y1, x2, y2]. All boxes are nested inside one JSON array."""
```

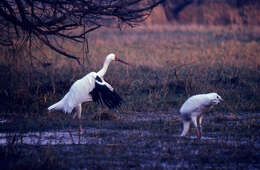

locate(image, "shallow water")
[[0, 129, 257, 147], [0, 131, 81, 145], [0, 128, 154, 145], [187, 136, 215, 140], [0, 119, 7, 124], [0, 112, 259, 169], [0, 112, 259, 146]]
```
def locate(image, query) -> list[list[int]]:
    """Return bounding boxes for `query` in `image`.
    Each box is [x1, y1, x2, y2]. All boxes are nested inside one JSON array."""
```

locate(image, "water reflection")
[[0, 131, 85, 145]]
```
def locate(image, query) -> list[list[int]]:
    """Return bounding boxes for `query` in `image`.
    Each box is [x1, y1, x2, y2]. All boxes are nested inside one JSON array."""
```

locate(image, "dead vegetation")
[[0, 25, 259, 114], [150, 0, 260, 25]]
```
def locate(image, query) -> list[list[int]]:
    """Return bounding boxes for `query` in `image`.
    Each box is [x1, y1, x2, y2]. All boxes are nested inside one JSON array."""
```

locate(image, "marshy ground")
[[0, 25, 260, 169], [0, 111, 260, 169]]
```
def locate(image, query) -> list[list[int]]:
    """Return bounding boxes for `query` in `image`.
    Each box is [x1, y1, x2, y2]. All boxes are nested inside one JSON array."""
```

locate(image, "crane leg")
[[192, 116, 201, 139], [78, 118, 82, 133], [68, 116, 75, 133], [181, 121, 190, 137], [198, 115, 203, 135], [75, 104, 82, 132], [69, 104, 82, 132]]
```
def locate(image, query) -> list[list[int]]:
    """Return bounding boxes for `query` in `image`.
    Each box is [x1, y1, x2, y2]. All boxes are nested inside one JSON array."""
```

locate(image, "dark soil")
[[0, 111, 260, 169]]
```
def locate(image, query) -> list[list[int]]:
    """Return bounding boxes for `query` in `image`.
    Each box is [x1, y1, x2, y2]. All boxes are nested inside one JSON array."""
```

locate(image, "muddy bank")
[[0, 112, 260, 169]]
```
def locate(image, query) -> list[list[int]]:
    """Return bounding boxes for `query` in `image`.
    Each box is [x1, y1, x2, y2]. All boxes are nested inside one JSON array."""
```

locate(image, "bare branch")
[[0, 0, 165, 63]]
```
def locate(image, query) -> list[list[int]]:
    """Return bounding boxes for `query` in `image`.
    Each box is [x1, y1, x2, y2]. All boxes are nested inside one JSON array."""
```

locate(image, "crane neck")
[[97, 57, 112, 78]]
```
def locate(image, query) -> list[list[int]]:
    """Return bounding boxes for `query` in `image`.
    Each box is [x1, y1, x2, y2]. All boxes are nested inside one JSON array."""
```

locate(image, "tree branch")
[[0, 0, 164, 63]]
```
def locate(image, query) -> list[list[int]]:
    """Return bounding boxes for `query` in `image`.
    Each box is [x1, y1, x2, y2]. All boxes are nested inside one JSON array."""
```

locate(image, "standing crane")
[[179, 92, 223, 139], [48, 53, 129, 132]]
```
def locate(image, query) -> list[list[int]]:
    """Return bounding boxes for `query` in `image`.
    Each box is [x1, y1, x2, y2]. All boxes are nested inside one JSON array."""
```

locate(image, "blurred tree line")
[[161, 0, 260, 25]]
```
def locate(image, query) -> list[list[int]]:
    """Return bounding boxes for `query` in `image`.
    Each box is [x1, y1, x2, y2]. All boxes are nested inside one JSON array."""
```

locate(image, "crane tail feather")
[[48, 100, 64, 111]]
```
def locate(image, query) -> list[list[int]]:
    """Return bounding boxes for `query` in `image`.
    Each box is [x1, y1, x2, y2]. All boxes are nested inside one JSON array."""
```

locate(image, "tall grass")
[[0, 25, 259, 115]]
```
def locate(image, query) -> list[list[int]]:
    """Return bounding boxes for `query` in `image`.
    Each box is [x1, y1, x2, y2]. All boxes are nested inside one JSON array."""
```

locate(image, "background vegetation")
[[1, 1, 259, 169], [0, 10, 260, 170], [150, 0, 260, 25], [0, 25, 259, 116]]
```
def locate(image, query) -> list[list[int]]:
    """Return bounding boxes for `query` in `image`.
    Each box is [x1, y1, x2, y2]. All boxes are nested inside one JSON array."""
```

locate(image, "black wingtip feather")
[[90, 77, 123, 109]]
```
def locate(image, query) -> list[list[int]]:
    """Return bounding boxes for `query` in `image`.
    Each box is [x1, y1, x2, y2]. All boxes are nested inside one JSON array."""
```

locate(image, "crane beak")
[[115, 57, 129, 65]]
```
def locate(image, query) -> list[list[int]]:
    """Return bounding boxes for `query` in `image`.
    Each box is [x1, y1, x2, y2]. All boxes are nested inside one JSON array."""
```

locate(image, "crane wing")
[[89, 76, 122, 109]]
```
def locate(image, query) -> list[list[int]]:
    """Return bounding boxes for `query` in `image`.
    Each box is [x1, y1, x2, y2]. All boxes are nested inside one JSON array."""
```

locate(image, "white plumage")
[[48, 72, 95, 113], [180, 92, 223, 138], [48, 53, 128, 132]]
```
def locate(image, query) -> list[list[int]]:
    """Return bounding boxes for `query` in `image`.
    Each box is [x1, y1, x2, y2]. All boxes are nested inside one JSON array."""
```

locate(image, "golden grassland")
[[0, 25, 260, 170], [0, 25, 259, 114]]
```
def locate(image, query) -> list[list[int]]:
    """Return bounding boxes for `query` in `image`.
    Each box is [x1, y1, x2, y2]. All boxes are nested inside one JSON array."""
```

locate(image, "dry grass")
[[0, 25, 259, 114], [0, 24, 259, 170]]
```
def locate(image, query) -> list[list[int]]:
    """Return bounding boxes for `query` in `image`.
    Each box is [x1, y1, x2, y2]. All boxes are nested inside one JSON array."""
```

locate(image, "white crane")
[[179, 92, 223, 139], [48, 53, 129, 132]]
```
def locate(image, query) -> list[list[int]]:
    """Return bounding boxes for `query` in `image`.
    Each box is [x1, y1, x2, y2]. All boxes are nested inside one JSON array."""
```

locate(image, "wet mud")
[[0, 112, 260, 169]]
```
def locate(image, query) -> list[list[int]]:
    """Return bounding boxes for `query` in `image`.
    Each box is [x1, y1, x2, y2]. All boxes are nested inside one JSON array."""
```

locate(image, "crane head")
[[115, 56, 129, 65], [209, 93, 223, 105], [106, 53, 129, 65]]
